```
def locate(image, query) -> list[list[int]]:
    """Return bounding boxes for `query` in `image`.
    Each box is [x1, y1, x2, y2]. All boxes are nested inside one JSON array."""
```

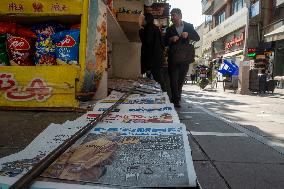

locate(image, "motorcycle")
[[196, 65, 209, 89]]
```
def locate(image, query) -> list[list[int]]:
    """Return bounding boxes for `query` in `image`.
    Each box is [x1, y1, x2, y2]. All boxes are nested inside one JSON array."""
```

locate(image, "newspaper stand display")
[[0, 1, 200, 189], [0, 0, 107, 109]]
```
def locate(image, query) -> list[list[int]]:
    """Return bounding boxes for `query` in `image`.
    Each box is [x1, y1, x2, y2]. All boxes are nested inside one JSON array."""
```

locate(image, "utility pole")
[[238, 0, 251, 95]]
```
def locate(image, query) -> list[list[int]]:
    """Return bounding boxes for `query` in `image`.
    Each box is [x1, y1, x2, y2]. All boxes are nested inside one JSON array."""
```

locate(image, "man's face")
[[171, 12, 182, 25]]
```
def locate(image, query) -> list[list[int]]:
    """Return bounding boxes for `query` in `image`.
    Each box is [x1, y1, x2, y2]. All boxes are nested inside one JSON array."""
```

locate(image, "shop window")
[[232, 0, 244, 14], [205, 15, 212, 25], [215, 10, 226, 26]]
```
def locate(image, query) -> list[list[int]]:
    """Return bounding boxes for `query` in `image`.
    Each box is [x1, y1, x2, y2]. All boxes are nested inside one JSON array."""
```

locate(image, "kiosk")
[[0, 0, 107, 109]]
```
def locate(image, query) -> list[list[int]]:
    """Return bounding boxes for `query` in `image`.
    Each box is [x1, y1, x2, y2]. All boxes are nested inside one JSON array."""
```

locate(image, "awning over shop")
[[223, 49, 243, 58], [264, 25, 284, 42]]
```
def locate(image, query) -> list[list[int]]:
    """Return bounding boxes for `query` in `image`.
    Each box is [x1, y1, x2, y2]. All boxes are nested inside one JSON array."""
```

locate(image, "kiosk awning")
[[264, 25, 284, 42], [223, 50, 243, 58]]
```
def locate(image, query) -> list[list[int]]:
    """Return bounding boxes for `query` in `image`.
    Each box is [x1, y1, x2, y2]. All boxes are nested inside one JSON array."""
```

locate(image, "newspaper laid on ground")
[[0, 90, 196, 188], [0, 123, 196, 188], [41, 123, 196, 188]]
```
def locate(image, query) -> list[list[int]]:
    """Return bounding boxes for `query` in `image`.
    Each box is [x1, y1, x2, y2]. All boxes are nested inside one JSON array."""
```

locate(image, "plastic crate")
[[218, 59, 239, 76]]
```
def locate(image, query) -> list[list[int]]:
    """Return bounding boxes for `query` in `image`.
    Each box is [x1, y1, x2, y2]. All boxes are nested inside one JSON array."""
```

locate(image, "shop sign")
[[225, 32, 244, 49], [0, 73, 52, 102], [247, 48, 256, 57], [256, 54, 265, 59], [264, 51, 273, 56], [0, 0, 82, 15], [144, 3, 170, 18]]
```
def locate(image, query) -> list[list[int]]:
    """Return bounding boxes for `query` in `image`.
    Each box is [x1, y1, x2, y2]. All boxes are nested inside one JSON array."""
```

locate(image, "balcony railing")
[[202, 0, 214, 14]]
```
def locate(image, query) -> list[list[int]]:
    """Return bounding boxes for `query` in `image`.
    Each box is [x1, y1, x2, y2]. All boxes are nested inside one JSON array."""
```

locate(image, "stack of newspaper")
[[0, 82, 196, 188]]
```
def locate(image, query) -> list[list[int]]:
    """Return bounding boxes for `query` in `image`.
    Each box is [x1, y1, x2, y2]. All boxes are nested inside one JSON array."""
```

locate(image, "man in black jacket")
[[165, 8, 200, 107], [139, 13, 165, 88]]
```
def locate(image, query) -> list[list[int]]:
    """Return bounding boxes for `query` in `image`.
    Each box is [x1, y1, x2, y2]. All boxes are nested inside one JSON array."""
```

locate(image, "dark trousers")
[[168, 63, 189, 103], [151, 68, 170, 97]]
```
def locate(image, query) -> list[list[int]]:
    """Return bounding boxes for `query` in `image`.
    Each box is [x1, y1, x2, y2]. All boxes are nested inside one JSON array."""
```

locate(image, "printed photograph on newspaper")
[[41, 123, 196, 187]]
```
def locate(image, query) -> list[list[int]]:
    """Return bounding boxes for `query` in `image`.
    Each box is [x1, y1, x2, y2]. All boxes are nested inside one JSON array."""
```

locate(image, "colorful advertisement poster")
[[0, 0, 83, 15]]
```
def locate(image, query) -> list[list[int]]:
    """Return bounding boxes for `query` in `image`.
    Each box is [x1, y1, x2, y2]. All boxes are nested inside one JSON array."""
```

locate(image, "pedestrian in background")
[[139, 13, 166, 91], [190, 73, 196, 84], [165, 8, 200, 107]]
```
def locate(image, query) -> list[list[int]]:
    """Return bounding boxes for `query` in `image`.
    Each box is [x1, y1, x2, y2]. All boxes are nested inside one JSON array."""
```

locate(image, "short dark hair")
[[170, 8, 182, 15], [144, 13, 154, 24]]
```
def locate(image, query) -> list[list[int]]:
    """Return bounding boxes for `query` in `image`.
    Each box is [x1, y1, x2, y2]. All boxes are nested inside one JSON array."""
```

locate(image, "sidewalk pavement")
[[182, 83, 284, 153], [0, 111, 83, 158], [177, 83, 284, 189]]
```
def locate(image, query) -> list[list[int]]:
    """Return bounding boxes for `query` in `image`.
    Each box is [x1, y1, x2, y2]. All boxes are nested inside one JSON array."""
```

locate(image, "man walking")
[[165, 8, 200, 108]]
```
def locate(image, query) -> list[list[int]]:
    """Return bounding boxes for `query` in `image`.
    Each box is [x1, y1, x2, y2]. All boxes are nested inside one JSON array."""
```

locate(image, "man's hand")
[[181, 32, 189, 39], [170, 36, 179, 43]]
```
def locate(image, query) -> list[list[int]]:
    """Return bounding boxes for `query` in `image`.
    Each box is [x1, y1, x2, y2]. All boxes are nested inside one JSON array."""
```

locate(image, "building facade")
[[195, 23, 205, 63], [202, 0, 249, 61], [263, 0, 284, 76], [201, 0, 284, 76]]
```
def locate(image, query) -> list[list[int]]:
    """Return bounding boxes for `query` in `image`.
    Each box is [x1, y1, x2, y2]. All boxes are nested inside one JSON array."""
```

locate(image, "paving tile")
[[183, 119, 241, 133], [0, 147, 22, 158], [215, 162, 284, 189], [194, 136, 284, 163], [30, 112, 83, 124], [264, 136, 284, 144], [0, 130, 13, 147], [0, 111, 83, 158], [242, 123, 284, 136], [193, 161, 229, 189], [187, 135, 208, 161], [0, 111, 36, 122], [183, 113, 220, 122]]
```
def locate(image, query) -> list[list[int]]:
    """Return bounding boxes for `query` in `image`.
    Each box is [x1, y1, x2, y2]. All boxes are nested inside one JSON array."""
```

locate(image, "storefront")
[[265, 25, 284, 76], [0, 0, 174, 110], [212, 27, 245, 60], [273, 40, 284, 76], [0, 0, 108, 109]]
